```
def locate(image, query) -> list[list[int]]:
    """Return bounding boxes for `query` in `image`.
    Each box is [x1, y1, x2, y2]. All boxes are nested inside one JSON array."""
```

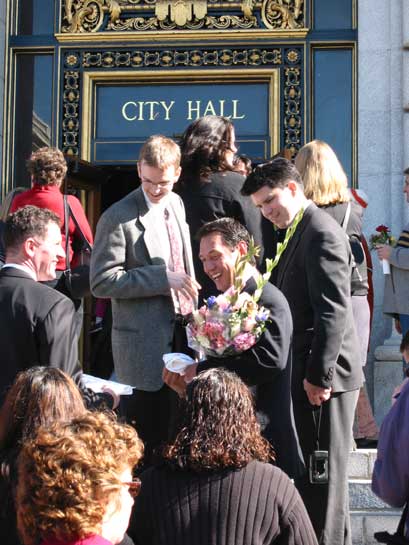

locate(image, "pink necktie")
[[164, 207, 194, 316]]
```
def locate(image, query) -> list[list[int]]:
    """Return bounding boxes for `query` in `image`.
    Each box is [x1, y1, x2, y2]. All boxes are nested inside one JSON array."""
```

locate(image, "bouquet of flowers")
[[369, 224, 396, 274], [369, 225, 396, 250], [186, 240, 272, 358], [187, 209, 304, 358]]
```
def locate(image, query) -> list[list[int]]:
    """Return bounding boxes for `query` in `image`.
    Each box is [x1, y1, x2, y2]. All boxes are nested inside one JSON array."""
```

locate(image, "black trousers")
[[121, 318, 191, 467], [294, 389, 359, 545]]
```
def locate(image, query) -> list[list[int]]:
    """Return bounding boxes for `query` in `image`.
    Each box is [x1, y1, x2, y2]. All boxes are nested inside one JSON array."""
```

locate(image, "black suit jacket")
[[197, 277, 304, 479], [0, 267, 81, 405], [274, 203, 363, 400]]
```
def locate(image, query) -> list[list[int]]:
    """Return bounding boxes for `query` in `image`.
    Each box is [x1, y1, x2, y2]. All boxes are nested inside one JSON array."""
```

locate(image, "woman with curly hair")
[[177, 116, 264, 302], [16, 411, 144, 545], [10, 147, 93, 273], [130, 368, 317, 545], [0, 367, 87, 545]]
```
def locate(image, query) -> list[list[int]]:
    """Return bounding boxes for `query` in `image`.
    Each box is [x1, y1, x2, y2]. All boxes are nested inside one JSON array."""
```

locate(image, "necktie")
[[164, 207, 194, 316]]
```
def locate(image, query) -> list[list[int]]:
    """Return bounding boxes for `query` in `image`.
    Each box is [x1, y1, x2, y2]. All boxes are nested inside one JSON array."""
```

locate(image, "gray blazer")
[[90, 187, 195, 391], [382, 222, 409, 316]]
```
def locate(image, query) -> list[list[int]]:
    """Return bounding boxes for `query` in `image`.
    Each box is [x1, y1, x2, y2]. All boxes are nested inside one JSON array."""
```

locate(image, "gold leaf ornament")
[[155, 0, 207, 26]]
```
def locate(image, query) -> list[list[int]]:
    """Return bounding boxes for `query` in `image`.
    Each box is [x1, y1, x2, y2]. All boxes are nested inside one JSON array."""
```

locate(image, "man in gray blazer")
[[91, 135, 200, 461]]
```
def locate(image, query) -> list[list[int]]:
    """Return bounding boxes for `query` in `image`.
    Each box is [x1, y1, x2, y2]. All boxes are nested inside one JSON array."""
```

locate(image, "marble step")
[[348, 449, 402, 544]]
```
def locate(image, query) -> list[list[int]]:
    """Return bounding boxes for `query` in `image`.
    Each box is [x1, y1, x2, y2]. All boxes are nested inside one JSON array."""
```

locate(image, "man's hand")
[[183, 362, 198, 384], [162, 368, 187, 397], [166, 271, 201, 301], [303, 379, 332, 406], [376, 244, 392, 261]]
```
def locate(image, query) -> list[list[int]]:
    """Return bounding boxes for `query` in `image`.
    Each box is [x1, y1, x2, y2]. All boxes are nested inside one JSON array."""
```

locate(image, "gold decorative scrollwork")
[[63, 0, 121, 33], [61, 45, 302, 158], [261, 0, 304, 30], [61, 0, 305, 33], [155, 0, 207, 26]]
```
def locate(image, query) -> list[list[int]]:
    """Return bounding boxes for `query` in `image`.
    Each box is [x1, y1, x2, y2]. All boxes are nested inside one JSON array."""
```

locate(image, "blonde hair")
[[295, 140, 350, 205], [139, 135, 180, 169], [17, 411, 144, 545], [0, 188, 26, 221]]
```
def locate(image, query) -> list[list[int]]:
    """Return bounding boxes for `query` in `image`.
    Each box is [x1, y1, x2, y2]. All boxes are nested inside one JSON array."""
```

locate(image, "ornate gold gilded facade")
[[62, 0, 305, 33]]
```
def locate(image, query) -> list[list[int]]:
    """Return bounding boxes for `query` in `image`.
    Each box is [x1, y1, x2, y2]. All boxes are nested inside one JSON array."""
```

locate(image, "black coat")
[[0, 267, 81, 406], [197, 277, 304, 479], [274, 203, 362, 399], [178, 171, 264, 301]]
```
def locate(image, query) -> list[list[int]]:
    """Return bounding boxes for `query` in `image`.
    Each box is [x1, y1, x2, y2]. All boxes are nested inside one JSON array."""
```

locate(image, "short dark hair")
[[400, 330, 409, 353], [196, 218, 256, 265], [241, 157, 304, 196], [162, 368, 274, 472], [4, 205, 60, 252], [404, 167, 409, 176]]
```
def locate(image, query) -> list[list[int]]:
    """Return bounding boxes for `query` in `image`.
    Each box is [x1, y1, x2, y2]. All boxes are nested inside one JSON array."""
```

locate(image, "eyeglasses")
[[121, 477, 141, 498], [141, 178, 174, 189]]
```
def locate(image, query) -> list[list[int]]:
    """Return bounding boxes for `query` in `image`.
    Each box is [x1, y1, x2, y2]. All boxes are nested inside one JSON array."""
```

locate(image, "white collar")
[[141, 188, 171, 211], [2, 263, 37, 280]]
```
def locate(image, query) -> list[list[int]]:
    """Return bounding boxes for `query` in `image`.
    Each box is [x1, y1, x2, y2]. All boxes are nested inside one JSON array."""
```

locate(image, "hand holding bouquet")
[[369, 225, 396, 274]]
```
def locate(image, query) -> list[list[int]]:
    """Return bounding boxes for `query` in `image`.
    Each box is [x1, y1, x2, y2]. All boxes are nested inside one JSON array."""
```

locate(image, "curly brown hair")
[[26, 147, 68, 186], [16, 411, 144, 545], [163, 368, 274, 472]]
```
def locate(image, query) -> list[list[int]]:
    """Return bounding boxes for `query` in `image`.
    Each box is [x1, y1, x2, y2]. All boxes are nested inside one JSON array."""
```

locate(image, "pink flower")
[[241, 317, 256, 332], [215, 294, 230, 311], [233, 332, 256, 352]]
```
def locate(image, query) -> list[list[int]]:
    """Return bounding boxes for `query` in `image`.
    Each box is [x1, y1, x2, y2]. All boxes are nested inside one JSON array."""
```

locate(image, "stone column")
[[358, 0, 407, 407], [373, 319, 403, 426]]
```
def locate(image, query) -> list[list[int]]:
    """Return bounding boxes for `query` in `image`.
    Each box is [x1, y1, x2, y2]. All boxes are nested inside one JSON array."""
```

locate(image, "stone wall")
[[358, 0, 407, 413]]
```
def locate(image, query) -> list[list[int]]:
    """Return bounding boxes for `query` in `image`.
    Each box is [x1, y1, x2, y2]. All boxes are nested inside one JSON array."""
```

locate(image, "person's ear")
[[287, 180, 298, 196], [174, 166, 182, 181], [24, 237, 37, 259], [236, 240, 248, 256]]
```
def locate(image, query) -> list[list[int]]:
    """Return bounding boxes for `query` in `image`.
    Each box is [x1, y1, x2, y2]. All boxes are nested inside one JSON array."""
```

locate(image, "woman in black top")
[[177, 116, 264, 302], [130, 369, 317, 545]]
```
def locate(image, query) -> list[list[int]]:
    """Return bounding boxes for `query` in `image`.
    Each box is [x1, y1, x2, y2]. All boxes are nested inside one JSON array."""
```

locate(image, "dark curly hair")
[[178, 115, 235, 184], [17, 411, 144, 545], [163, 368, 274, 472], [26, 147, 68, 186]]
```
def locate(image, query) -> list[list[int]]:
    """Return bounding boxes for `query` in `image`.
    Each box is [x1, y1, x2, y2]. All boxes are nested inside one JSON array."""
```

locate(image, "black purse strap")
[[66, 200, 92, 252]]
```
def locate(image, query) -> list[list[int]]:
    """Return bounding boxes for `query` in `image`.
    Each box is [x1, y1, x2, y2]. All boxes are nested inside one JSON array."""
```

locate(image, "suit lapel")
[[275, 204, 315, 288]]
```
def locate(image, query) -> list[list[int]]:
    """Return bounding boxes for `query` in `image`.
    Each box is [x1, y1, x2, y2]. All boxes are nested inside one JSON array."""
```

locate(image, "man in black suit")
[[0, 205, 81, 405], [242, 158, 362, 545], [164, 217, 304, 479]]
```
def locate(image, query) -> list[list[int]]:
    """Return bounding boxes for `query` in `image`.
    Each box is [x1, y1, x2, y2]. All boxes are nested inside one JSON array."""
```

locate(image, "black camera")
[[309, 450, 329, 484]]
